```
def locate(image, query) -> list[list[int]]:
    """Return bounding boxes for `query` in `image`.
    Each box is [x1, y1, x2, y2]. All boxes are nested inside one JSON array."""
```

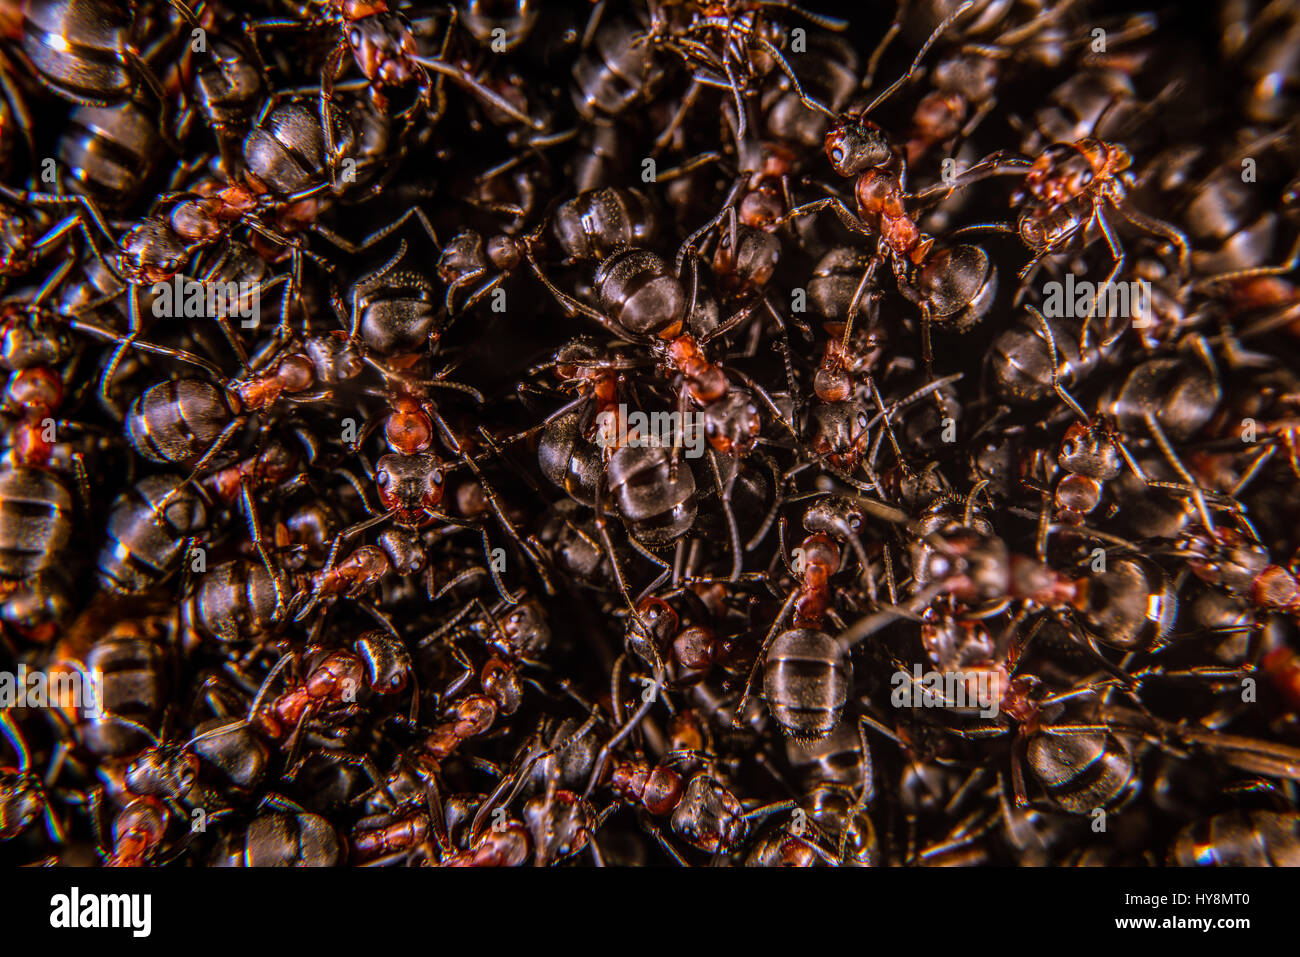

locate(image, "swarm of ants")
[[1, 0, 1300, 867]]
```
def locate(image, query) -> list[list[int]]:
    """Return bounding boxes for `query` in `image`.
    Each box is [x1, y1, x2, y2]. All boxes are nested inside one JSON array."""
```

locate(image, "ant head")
[[486, 234, 524, 271], [499, 600, 551, 658], [802, 495, 866, 540], [630, 595, 679, 653], [347, 10, 420, 90], [355, 630, 412, 695], [304, 332, 364, 384], [824, 118, 891, 177], [117, 218, 190, 285], [111, 795, 167, 847], [523, 788, 592, 864], [1000, 674, 1043, 725], [808, 399, 870, 472], [375, 451, 445, 523], [552, 336, 605, 382], [713, 223, 780, 291], [702, 389, 762, 456], [125, 745, 199, 801], [0, 305, 71, 370], [3, 365, 62, 418], [0, 769, 46, 838], [1059, 420, 1122, 480]]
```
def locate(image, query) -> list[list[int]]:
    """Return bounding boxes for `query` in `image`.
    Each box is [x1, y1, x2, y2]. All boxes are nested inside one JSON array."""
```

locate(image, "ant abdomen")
[[763, 627, 851, 742], [607, 444, 697, 547]]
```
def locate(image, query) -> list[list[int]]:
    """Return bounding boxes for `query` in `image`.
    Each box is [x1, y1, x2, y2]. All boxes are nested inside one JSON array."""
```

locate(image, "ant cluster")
[[2, 0, 1300, 867]]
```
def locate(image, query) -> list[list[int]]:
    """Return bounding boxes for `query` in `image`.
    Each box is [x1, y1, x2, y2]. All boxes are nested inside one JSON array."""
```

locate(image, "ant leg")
[[456, 274, 506, 314], [1116, 199, 1191, 276], [768, 314, 805, 414], [626, 537, 672, 601], [121, 49, 186, 151], [732, 589, 800, 729], [594, 488, 637, 615], [238, 476, 289, 618], [860, 0, 980, 116], [710, 450, 743, 582], [909, 152, 1032, 207], [1078, 206, 1126, 350], [1111, 433, 1148, 482], [197, 253, 253, 368], [642, 815, 691, 865], [0, 65, 35, 163], [743, 800, 797, 825], [729, 365, 799, 442], [840, 259, 882, 350], [429, 408, 544, 575], [153, 416, 245, 513], [247, 652, 298, 726], [478, 527, 523, 605], [412, 57, 546, 130], [742, 453, 784, 552], [944, 220, 1019, 242], [753, 35, 834, 118], [351, 239, 411, 303], [920, 301, 935, 379], [866, 377, 906, 470], [68, 450, 94, 520], [592, 476, 662, 666], [719, 50, 749, 141], [1143, 412, 1215, 531], [863, 0, 908, 88], [1016, 246, 1052, 284], [328, 748, 400, 809], [1035, 488, 1052, 561], [1025, 305, 1089, 421], [471, 715, 604, 842], [86, 786, 112, 861], [958, 95, 998, 142], [838, 584, 946, 650], [1196, 235, 1300, 290], [582, 685, 660, 803], [316, 208, 440, 257], [30, 257, 75, 307], [1232, 442, 1276, 496], [674, 177, 746, 274], [779, 196, 870, 238], [318, 39, 350, 187], [0, 188, 117, 256], [525, 253, 632, 340], [653, 77, 704, 153], [699, 295, 760, 345], [98, 283, 149, 409]]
